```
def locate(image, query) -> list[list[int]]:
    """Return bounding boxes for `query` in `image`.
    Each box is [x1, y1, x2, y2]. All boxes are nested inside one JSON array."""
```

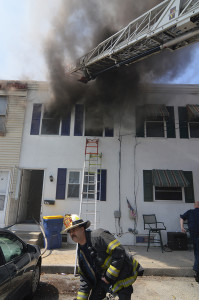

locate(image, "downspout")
[[118, 134, 123, 235]]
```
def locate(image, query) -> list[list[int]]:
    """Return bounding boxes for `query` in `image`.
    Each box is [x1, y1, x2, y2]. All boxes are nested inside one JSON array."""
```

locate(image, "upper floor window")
[[30, 103, 71, 136], [41, 108, 60, 135], [0, 97, 7, 136], [136, 105, 176, 138], [74, 104, 114, 137], [178, 105, 199, 139]]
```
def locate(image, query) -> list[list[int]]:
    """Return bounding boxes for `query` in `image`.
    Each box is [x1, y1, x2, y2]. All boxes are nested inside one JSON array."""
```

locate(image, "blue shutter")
[[178, 107, 188, 139], [61, 113, 71, 136], [56, 168, 67, 199], [166, 106, 176, 138], [30, 104, 42, 135], [105, 128, 114, 137], [74, 104, 84, 136], [97, 169, 107, 201]]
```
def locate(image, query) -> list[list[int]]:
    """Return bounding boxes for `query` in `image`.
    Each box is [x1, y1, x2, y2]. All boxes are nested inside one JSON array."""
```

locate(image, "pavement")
[[40, 242, 195, 277]]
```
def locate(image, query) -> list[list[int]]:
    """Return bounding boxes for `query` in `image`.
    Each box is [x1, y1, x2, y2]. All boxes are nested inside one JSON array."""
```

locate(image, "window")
[[0, 171, 9, 211], [136, 105, 176, 138], [67, 171, 80, 198], [154, 186, 183, 201], [56, 168, 107, 200], [0, 195, 5, 211], [30, 104, 71, 136], [74, 104, 114, 137], [0, 233, 24, 263], [85, 107, 114, 137], [143, 170, 194, 203], [41, 108, 60, 135], [83, 172, 95, 199], [0, 97, 7, 135], [145, 119, 165, 137], [179, 105, 199, 139], [189, 122, 199, 138]]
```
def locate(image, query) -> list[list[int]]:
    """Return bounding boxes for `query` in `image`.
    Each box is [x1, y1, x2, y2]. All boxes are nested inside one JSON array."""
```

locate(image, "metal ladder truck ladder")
[[74, 138, 102, 275]]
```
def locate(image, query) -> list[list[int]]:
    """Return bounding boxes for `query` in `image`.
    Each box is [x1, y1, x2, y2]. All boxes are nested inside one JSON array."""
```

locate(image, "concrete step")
[[10, 224, 41, 231]]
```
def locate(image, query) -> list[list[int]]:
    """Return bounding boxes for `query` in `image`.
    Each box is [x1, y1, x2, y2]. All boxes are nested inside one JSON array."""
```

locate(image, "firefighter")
[[61, 214, 143, 300], [180, 201, 199, 283]]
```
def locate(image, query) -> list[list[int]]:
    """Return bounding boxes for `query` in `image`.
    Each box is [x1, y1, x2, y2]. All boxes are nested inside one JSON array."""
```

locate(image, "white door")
[[0, 171, 9, 227]]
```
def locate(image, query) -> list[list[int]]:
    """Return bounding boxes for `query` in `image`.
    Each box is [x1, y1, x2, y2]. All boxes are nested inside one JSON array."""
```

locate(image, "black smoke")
[[44, 0, 196, 128]]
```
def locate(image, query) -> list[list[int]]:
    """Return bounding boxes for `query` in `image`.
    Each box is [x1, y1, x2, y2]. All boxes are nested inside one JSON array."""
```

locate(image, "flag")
[[127, 198, 136, 218]]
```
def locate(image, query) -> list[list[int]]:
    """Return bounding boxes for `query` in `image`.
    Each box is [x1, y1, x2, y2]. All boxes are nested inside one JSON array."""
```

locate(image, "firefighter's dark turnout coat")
[[77, 228, 140, 300]]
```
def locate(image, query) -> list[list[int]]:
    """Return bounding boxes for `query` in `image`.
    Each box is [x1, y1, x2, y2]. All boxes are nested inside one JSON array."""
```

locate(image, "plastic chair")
[[143, 214, 166, 252]]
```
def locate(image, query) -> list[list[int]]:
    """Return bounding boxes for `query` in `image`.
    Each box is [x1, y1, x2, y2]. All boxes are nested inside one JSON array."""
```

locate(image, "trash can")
[[43, 215, 64, 250]]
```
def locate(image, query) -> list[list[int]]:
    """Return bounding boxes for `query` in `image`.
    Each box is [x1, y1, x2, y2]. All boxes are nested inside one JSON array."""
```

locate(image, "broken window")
[[84, 106, 113, 137], [41, 107, 60, 135]]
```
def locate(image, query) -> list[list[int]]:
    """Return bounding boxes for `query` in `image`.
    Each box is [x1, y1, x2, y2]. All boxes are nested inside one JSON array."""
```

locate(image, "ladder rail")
[[74, 139, 102, 276]]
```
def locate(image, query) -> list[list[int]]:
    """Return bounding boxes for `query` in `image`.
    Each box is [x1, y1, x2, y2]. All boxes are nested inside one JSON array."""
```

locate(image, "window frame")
[[67, 170, 81, 199], [153, 186, 185, 202], [83, 172, 96, 199], [144, 119, 167, 138], [40, 106, 61, 135], [32, 104, 71, 136], [0, 232, 25, 264], [0, 97, 8, 135], [188, 121, 199, 139], [84, 106, 114, 137], [0, 170, 10, 212]]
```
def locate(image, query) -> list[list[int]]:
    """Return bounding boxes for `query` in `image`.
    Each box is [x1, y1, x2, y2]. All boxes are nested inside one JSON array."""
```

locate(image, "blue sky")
[[0, 0, 199, 83]]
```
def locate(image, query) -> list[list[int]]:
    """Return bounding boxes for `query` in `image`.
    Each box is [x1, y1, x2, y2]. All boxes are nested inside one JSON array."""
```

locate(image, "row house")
[[5, 81, 199, 245]]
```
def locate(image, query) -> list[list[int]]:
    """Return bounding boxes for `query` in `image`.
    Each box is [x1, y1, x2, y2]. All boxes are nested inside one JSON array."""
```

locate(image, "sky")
[[0, 0, 199, 84]]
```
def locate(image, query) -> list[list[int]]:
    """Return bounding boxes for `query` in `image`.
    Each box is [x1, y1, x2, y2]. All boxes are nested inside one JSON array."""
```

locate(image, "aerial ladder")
[[67, 0, 199, 82]]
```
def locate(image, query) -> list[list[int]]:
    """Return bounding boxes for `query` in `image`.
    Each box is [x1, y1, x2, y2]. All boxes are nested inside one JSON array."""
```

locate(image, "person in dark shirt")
[[61, 214, 143, 300], [180, 201, 199, 282]]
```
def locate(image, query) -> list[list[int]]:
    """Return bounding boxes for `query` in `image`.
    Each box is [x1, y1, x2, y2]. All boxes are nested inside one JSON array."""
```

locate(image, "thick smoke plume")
[[44, 0, 196, 129]]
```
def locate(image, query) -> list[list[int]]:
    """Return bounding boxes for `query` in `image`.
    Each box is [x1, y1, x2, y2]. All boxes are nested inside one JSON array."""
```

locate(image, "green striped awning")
[[145, 105, 169, 118], [187, 105, 199, 119], [152, 170, 190, 187]]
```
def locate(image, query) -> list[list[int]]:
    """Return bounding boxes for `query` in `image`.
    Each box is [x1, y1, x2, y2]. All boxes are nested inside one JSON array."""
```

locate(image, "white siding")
[[0, 86, 27, 226]]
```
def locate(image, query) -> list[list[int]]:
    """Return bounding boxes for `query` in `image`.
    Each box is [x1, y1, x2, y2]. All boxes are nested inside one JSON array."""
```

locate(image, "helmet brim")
[[61, 220, 90, 234]]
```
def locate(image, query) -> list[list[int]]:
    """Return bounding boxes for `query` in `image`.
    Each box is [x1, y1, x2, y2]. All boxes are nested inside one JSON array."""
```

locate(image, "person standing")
[[61, 214, 143, 300], [180, 201, 199, 282]]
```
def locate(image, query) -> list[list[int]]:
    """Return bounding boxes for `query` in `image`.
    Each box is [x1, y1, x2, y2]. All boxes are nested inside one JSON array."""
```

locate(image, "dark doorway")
[[26, 170, 44, 222], [17, 170, 44, 223]]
